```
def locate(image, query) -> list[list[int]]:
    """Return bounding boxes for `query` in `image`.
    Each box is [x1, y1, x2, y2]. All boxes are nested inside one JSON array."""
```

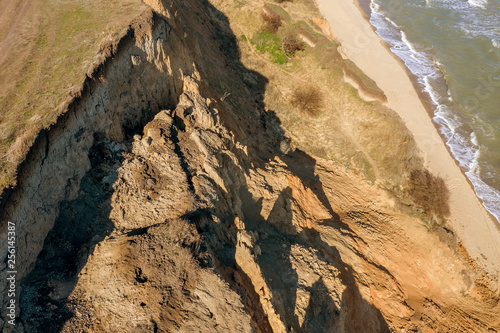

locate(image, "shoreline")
[[353, 0, 500, 225], [315, 0, 500, 277], [355, 0, 443, 120]]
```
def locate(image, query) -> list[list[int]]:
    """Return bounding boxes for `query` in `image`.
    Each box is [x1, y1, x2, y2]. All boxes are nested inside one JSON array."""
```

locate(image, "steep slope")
[[0, 0, 499, 332]]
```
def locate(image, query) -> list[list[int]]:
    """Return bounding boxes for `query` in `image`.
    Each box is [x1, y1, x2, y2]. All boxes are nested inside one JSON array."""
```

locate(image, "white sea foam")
[[446, 87, 453, 101], [385, 17, 399, 28], [401, 31, 417, 53], [466, 171, 500, 222], [468, 144, 480, 173], [471, 131, 479, 146], [468, 0, 488, 9], [435, 108, 500, 221], [423, 76, 441, 105], [370, 0, 380, 12], [370, 0, 500, 222], [492, 38, 500, 48], [432, 0, 469, 10]]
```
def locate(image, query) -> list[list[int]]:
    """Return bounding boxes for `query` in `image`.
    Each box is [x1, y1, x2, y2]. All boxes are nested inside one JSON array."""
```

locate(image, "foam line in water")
[[384, 17, 399, 28], [423, 76, 441, 105], [468, 0, 488, 9], [370, 0, 380, 12], [466, 172, 500, 222], [401, 31, 417, 53], [369, 0, 500, 222]]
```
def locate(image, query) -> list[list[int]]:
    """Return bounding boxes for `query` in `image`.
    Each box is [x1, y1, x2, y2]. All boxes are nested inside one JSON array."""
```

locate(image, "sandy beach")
[[315, 0, 500, 277]]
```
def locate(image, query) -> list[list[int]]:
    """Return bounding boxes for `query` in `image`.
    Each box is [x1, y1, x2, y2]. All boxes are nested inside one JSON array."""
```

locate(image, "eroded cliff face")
[[0, 11, 185, 280], [1, 0, 499, 332]]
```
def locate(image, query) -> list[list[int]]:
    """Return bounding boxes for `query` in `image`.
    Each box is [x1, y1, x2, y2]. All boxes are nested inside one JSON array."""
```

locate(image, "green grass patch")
[[252, 31, 288, 64]]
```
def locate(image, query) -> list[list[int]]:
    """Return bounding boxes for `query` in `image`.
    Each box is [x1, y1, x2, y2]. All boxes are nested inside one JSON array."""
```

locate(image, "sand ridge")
[[315, 0, 500, 279]]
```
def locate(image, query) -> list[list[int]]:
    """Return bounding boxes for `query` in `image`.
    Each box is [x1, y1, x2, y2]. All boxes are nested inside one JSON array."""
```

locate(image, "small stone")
[[131, 55, 142, 66]]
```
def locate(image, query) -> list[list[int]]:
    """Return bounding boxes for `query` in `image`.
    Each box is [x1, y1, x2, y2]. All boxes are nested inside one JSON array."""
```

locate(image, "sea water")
[[368, 0, 500, 222]]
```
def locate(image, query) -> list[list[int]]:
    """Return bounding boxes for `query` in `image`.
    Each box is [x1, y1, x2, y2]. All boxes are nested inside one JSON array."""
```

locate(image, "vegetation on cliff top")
[[225, 0, 449, 224], [0, 0, 149, 190]]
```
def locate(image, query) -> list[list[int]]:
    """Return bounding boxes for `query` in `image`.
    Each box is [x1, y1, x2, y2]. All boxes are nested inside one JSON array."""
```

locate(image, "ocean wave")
[[384, 16, 399, 28], [428, 77, 500, 223], [468, 0, 488, 9], [370, 0, 380, 12], [427, 0, 499, 44], [471, 131, 479, 146], [370, 1, 438, 80], [423, 76, 442, 105], [370, 0, 500, 222], [430, 0, 470, 11], [467, 170, 500, 222], [401, 31, 418, 53]]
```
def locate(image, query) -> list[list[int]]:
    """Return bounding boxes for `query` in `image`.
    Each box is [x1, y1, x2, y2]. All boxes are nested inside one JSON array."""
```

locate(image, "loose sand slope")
[[316, 0, 500, 278]]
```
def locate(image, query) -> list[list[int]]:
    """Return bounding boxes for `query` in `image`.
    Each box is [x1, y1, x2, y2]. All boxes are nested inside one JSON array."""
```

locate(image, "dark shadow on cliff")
[[14, 0, 392, 331], [164, 0, 391, 331], [18, 133, 123, 333], [281, 149, 352, 231], [14, 0, 278, 330], [257, 188, 389, 332], [187, 146, 389, 331], [301, 226, 391, 332], [301, 277, 339, 332]]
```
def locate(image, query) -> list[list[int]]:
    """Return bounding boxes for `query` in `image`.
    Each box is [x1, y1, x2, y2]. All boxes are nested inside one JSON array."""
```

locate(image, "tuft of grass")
[[407, 169, 450, 223]]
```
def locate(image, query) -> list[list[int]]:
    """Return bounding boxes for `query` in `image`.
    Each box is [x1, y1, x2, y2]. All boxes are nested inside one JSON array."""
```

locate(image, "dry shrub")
[[291, 85, 323, 117], [283, 33, 304, 56], [408, 169, 450, 222], [162, 218, 201, 252], [261, 11, 282, 33], [275, 0, 293, 3]]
